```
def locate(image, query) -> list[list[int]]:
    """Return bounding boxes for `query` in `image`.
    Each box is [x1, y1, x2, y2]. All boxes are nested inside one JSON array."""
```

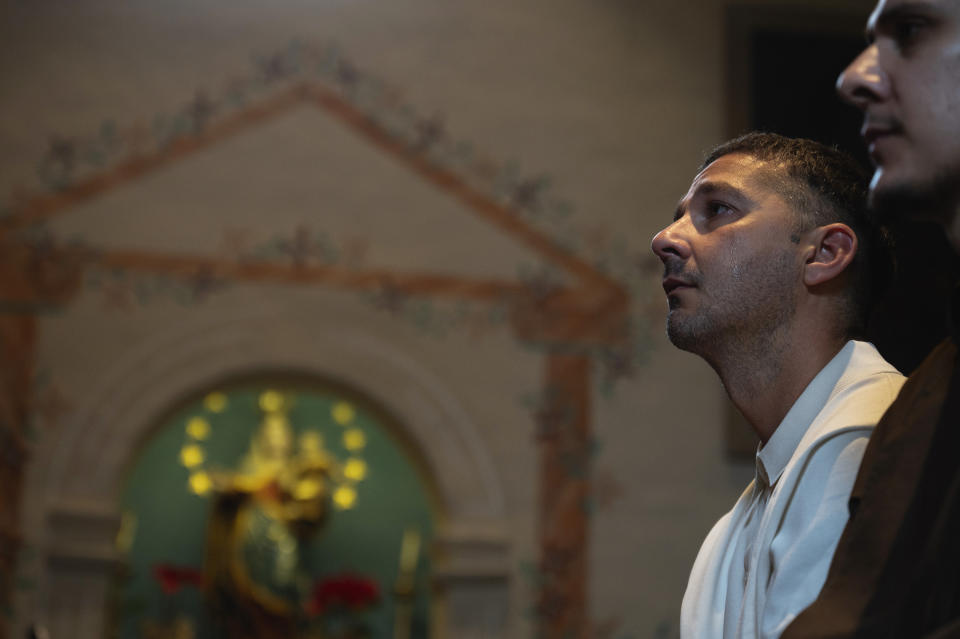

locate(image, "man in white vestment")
[[650, 132, 906, 638]]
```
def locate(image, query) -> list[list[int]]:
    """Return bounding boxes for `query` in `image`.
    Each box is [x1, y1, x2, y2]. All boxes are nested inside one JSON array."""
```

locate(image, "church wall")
[[0, 0, 875, 636]]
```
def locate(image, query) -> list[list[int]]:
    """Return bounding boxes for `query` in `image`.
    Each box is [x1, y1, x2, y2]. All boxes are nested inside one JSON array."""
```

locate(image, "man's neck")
[[705, 327, 847, 444]]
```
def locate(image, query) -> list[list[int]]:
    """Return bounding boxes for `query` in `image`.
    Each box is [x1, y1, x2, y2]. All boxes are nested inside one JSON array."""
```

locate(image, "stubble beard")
[[869, 163, 960, 229], [666, 251, 797, 370]]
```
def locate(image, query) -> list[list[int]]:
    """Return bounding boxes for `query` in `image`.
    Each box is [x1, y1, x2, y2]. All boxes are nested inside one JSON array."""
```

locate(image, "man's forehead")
[[690, 153, 781, 194]]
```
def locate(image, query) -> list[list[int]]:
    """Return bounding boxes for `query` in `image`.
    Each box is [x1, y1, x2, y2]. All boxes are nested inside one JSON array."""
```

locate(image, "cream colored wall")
[[0, 0, 875, 637]]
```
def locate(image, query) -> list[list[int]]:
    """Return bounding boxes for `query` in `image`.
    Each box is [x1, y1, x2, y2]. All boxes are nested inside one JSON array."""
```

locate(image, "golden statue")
[[202, 392, 335, 639]]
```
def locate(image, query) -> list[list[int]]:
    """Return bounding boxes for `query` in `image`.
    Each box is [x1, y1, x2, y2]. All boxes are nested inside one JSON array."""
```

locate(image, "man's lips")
[[662, 276, 694, 295], [861, 120, 902, 147], [862, 127, 892, 148]]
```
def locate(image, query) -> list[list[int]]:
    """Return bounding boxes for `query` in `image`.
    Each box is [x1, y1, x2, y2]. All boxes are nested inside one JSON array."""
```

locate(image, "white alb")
[[680, 340, 906, 638]]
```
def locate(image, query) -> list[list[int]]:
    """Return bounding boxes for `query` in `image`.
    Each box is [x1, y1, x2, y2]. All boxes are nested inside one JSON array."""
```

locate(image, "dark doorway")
[[750, 29, 869, 169]]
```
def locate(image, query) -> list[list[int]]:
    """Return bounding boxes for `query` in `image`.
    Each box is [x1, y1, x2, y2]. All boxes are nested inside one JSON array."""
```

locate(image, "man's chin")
[[666, 319, 701, 353], [869, 167, 959, 225]]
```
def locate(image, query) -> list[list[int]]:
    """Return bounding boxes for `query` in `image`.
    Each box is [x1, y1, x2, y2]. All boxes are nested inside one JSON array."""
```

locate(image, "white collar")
[[755, 340, 863, 488]]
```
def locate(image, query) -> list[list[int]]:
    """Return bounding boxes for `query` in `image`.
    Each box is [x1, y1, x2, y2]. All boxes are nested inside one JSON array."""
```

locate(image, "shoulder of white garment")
[[759, 340, 904, 489], [681, 340, 905, 639], [749, 340, 905, 638]]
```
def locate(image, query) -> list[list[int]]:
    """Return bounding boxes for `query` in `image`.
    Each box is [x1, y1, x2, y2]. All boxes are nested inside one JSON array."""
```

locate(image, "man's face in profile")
[[838, 0, 960, 217], [650, 153, 801, 353]]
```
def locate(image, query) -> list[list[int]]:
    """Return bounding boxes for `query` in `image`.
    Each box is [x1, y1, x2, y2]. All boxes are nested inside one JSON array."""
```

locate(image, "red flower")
[[152, 564, 205, 595], [306, 572, 380, 616]]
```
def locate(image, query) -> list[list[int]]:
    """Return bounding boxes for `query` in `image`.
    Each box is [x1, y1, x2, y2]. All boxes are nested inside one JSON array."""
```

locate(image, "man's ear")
[[803, 223, 857, 287]]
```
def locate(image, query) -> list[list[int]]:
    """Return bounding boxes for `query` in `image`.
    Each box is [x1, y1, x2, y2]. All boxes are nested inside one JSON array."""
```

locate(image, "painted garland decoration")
[[1, 40, 661, 394], [1, 42, 660, 636]]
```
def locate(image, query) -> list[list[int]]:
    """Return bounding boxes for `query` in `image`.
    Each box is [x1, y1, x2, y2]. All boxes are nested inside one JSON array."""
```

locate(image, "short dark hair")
[[701, 132, 891, 339]]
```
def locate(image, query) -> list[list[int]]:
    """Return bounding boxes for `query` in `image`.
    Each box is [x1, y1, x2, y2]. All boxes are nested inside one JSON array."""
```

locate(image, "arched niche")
[[18, 308, 511, 638], [118, 377, 438, 637]]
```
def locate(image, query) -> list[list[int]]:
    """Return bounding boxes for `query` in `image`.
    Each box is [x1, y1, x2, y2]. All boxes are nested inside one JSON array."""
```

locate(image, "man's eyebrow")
[[672, 181, 742, 221]]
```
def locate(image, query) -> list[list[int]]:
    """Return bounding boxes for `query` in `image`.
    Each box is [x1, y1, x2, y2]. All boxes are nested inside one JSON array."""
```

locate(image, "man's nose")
[[837, 44, 887, 110], [651, 221, 690, 262]]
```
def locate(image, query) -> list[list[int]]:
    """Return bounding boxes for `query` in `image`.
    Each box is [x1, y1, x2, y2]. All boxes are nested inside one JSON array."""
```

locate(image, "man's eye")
[[706, 202, 734, 217], [893, 18, 928, 49]]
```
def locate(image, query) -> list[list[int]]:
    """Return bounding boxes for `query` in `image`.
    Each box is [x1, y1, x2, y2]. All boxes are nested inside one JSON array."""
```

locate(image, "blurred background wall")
[[0, 0, 877, 637]]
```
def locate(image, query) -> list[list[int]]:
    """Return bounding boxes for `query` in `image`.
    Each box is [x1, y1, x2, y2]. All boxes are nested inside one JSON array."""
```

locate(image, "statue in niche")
[[203, 393, 333, 638]]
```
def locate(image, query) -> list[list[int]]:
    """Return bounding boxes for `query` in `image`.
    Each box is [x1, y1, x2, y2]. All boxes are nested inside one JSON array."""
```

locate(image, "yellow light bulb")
[[179, 444, 205, 468], [343, 428, 366, 451], [332, 402, 355, 426], [259, 390, 284, 413], [204, 391, 228, 413], [333, 485, 357, 510], [343, 458, 368, 481], [189, 471, 212, 495], [186, 417, 211, 440]]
